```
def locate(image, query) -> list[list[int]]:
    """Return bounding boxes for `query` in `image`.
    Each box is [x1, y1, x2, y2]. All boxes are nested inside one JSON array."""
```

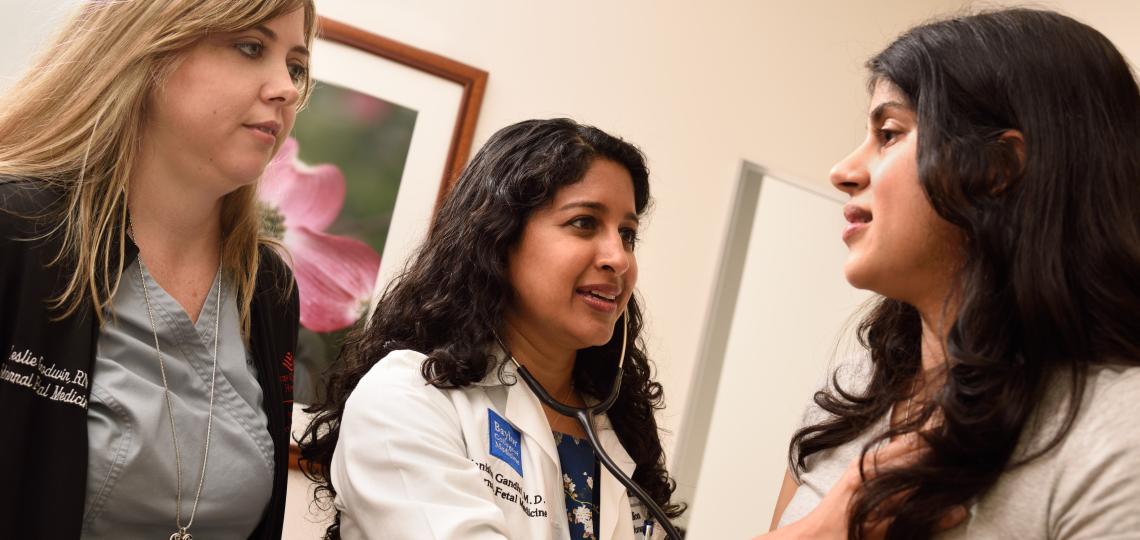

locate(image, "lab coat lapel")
[[597, 413, 637, 540], [475, 348, 561, 470]]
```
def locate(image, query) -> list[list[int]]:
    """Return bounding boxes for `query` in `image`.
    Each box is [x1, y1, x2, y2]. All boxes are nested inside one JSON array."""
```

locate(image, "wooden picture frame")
[[317, 17, 487, 202], [287, 17, 488, 470]]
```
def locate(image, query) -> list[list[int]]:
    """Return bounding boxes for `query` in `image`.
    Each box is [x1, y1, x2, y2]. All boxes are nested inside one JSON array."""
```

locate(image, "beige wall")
[[3, 1, 1136, 538], [0, 0, 77, 93], [312, 0, 968, 450], [282, 2, 973, 536], [283, 2, 1140, 536]]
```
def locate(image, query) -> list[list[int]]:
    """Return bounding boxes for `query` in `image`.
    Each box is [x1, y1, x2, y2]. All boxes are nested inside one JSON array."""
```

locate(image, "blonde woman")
[[0, 0, 315, 538]]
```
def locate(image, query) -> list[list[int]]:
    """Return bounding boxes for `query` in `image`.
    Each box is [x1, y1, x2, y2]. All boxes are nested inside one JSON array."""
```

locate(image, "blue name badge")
[[488, 408, 523, 476]]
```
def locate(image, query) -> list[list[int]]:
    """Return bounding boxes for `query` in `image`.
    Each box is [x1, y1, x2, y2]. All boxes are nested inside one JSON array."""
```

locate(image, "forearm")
[[754, 518, 821, 540]]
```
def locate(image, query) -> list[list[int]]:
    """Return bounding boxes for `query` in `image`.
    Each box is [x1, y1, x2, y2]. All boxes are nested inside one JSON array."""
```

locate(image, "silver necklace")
[[549, 383, 578, 435], [902, 375, 920, 427], [135, 248, 221, 540]]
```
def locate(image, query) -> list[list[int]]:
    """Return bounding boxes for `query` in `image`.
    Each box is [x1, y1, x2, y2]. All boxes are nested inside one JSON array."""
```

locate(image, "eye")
[[235, 41, 264, 58], [287, 62, 308, 86], [568, 216, 597, 231], [877, 127, 901, 147], [620, 227, 639, 249]]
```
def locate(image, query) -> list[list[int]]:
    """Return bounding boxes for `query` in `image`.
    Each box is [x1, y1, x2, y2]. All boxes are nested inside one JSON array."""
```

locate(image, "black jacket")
[[0, 180, 298, 539]]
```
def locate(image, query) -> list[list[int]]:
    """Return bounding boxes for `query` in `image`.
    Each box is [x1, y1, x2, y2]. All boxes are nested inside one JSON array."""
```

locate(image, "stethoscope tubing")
[[513, 363, 683, 539], [501, 311, 683, 539]]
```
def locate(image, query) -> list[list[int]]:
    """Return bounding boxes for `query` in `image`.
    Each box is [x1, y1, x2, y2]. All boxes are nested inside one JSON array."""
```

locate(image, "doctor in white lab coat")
[[298, 119, 683, 540], [329, 348, 660, 539]]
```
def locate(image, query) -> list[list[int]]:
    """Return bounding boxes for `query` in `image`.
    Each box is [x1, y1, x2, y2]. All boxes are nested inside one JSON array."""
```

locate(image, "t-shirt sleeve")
[[1049, 366, 1140, 539]]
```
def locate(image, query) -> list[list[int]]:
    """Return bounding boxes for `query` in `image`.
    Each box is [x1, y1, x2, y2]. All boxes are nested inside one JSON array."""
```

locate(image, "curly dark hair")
[[298, 118, 685, 538], [790, 9, 1140, 539]]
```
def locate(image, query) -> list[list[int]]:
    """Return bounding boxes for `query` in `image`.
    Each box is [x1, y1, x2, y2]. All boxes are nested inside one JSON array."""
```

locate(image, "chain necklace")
[[902, 375, 920, 428], [549, 382, 578, 435], [135, 245, 221, 540]]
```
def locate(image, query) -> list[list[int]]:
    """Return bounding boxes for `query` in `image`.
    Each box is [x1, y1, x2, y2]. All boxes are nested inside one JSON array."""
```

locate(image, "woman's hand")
[[757, 435, 966, 539], [799, 436, 921, 538]]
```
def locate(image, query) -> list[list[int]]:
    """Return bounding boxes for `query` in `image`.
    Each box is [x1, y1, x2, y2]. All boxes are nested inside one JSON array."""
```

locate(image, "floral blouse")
[[555, 431, 601, 539]]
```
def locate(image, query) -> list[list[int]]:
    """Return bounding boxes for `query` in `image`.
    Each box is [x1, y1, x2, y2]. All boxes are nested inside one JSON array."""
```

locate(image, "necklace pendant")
[[170, 530, 192, 540]]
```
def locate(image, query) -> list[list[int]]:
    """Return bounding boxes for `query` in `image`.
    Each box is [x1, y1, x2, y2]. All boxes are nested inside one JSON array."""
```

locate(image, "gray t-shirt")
[[779, 358, 1140, 539], [82, 259, 275, 539]]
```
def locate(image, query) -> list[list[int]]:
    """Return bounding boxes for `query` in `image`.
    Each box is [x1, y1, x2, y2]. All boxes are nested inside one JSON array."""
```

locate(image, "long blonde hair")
[[0, 0, 316, 336]]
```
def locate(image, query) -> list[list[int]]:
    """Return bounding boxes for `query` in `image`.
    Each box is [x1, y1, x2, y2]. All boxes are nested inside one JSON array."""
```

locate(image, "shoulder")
[[1085, 363, 1140, 409], [826, 353, 874, 393], [253, 242, 297, 307], [348, 349, 449, 410], [1061, 364, 1140, 450], [1003, 364, 1140, 465], [0, 180, 66, 275], [0, 177, 59, 206], [1028, 364, 1140, 535], [342, 349, 464, 432], [798, 353, 874, 426], [0, 178, 63, 237], [1024, 365, 1140, 451], [355, 349, 432, 391], [256, 243, 295, 287], [257, 242, 291, 273]]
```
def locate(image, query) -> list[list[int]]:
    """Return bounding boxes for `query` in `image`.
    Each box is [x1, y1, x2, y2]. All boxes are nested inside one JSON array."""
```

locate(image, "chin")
[[842, 260, 877, 292], [213, 179, 257, 199], [222, 154, 275, 180], [575, 325, 617, 350]]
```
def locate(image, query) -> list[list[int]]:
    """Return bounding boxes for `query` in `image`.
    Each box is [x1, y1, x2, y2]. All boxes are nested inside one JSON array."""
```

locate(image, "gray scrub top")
[[82, 259, 274, 539]]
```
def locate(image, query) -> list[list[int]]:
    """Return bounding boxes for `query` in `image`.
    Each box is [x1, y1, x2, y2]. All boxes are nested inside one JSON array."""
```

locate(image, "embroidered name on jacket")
[[472, 460, 550, 518], [488, 408, 523, 475], [2, 346, 90, 408]]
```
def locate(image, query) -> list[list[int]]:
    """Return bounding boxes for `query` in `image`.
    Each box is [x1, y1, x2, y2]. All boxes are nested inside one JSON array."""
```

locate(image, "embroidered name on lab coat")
[[488, 408, 523, 475]]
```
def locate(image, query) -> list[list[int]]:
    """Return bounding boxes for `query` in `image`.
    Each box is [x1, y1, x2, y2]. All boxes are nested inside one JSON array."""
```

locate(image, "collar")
[[470, 343, 517, 388]]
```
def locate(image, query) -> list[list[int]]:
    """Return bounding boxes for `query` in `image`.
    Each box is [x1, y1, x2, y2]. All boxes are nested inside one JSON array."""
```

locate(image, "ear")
[[989, 129, 1026, 195], [999, 130, 1026, 170]]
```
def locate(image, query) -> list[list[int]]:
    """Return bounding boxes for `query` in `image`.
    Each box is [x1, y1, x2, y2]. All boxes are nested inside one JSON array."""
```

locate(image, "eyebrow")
[[870, 101, 911, 125], [253, 25, 311, 57], [558, 201, 640, 224]]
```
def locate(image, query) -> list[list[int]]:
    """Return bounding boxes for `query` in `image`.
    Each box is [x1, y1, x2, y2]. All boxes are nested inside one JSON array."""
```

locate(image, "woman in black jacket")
[[0, 0, 314, 538]]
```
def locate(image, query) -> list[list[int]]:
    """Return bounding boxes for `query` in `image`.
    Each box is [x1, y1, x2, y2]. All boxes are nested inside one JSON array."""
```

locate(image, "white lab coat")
[[330, 349, 663, 540]]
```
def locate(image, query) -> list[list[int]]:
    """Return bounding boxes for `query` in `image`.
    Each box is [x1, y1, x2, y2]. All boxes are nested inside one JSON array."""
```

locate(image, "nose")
[[829, 144, 870, 196], [596, 230, 632, 276], [262, 66, 301, 108]]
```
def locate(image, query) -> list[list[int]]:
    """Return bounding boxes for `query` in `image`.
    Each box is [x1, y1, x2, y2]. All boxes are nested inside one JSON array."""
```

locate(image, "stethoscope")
[[496, 312, 683, 539]]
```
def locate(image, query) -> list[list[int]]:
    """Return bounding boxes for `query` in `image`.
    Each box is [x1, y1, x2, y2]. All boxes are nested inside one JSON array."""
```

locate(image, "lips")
[[244, 121, 282, 144], [843, 205, 872, 224], [576, 284, 621, 313], [842, 204, 872, 242]]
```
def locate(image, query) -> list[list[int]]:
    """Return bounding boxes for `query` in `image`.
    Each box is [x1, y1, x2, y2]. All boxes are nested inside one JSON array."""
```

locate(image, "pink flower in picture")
[[346, 92, 393, 123], [259, 137, 381, 332]]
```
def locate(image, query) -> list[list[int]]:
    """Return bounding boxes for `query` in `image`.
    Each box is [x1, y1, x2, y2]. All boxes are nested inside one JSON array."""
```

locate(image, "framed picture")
[[263, 17, 486, 464]]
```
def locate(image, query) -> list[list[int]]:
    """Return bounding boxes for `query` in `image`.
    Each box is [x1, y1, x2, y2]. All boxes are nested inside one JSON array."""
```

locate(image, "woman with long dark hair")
[[771, 8, 1140, 539], [303, 117, 896, 540], [299, 118, 682, 539]]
